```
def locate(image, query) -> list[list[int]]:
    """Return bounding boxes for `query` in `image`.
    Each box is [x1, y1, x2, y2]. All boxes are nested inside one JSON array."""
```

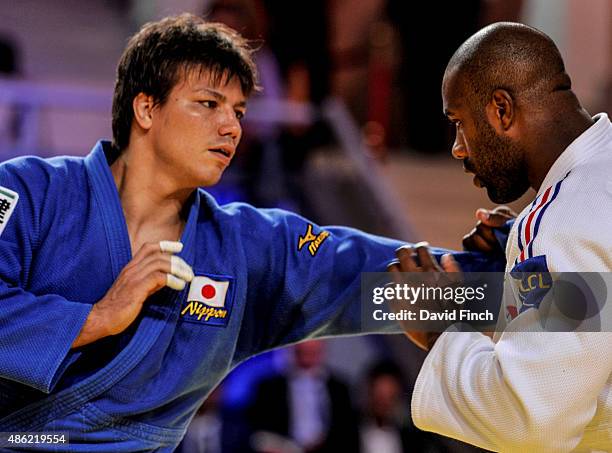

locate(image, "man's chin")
[[486, 186, 527, 204], [197, 170, 225, 188]]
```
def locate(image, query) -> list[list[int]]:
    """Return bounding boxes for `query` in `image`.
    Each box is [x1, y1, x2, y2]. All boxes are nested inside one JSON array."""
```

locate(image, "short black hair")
[[111, 13, 258, 152], [446, 22, 567, 113]]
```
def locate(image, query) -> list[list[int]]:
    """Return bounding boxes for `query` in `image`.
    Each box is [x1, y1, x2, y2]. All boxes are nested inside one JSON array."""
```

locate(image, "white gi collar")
[[538, 112, 612, 195]]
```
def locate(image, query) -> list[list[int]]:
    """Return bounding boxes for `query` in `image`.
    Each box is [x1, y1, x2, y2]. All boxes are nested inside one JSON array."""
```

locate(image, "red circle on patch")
[[201, 284, 216, 299]]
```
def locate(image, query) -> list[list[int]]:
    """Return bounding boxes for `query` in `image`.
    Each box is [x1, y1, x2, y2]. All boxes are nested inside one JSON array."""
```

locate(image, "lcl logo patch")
[[181, 275, 235, 327]]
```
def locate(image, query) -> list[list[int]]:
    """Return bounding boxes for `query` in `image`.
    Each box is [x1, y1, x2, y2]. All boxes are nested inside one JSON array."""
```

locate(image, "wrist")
[[91, 302, 115, 338]]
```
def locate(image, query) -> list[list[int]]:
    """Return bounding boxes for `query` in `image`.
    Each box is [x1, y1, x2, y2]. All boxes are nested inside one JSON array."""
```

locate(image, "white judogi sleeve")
[[412, 327, 612, 452]]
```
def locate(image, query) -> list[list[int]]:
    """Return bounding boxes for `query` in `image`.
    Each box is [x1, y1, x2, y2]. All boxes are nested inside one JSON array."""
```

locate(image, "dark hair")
[[365, 360, 404, 385], [111, 13, 258, 151]]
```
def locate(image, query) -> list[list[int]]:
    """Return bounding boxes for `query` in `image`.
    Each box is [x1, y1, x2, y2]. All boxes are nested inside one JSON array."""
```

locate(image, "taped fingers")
[[166, 274, 187, 291], [170, 255, 194, 282], [160, 240, 183, 254]]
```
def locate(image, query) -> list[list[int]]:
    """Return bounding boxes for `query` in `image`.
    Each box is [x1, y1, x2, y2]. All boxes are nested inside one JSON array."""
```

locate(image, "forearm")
[[412, 326, 611, 451], [71, 304, 111, 348]]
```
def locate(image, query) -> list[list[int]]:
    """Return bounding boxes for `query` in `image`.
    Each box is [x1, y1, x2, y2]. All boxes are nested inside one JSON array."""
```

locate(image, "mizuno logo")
[[298, 224, 330, 257]]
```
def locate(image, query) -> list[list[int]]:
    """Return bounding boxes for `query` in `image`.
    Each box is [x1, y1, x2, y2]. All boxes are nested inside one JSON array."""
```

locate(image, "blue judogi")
[[0, 141, 504, 451]]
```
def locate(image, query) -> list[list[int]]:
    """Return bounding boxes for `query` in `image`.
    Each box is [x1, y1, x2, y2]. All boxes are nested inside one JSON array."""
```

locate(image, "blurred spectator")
[[360, 361, 403, 452], [205, 0, 287, 207], [248, 341, 359, 453], [178, 386, 225, 453], [262, 0, 329, 107], [360, 360, 492, 452], [360, 360, 415, 453], [0, 37, 17, 74], [0, 35, 21, 156], [261, 0, 335, 215], [386, 1, 482, 153], [386, 0, 523, 153]]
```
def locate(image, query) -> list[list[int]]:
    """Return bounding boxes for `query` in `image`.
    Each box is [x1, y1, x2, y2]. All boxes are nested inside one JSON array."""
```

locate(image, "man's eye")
[[200, 100, 217, 108], [235, 110, 245, 120]]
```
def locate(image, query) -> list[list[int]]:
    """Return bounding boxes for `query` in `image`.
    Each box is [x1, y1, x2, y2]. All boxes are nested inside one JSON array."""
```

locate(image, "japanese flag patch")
[[0, 186, 18, 236], [180, 274, 235, 327]]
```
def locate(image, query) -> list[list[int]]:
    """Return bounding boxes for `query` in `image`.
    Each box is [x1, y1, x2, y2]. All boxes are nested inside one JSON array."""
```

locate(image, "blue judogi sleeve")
[[231, 206, 505, 363], [230, 207, 400, 361], [0, 160, 92, 393]]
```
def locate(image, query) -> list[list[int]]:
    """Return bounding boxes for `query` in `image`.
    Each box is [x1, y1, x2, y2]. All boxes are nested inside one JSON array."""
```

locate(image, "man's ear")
[[132, 93, 156, 131], [485, 89, 514, 133]]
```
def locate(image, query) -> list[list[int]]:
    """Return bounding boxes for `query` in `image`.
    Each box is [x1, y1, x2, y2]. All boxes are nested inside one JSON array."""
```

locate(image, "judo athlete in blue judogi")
[[0, 15, 502, 451]]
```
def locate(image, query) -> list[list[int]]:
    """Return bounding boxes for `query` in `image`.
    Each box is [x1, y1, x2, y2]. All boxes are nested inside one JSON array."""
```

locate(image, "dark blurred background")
[[0, 1, 610, 452]]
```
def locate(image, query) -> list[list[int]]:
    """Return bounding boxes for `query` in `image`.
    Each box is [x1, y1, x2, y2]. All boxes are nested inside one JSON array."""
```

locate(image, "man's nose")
[[218, 112, 241, 141], [451, 134, 467, 160]]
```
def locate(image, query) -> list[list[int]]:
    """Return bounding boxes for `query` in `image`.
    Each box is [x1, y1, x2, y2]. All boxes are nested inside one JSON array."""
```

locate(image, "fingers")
[[166, 274, 187, 291], [475, 206, 516, 227], [462, 225, 497, 253], [414, 242, 440, 271], [440, 254, 463, 286], [128, 241, 193, 292], [395, 242, 442, 271], [131, 240, 183, 263], [160, 240, 183, 254], [396, 245, 419, 272], [440, 254, 460, 273], [161, 245, 193, 292], [492, 205, 517, 216], [170, 255, 194, 282], [100, 240, 194, 339], [387, 260, 400, 272], [164, 256, 194, 291], [464, 206, 516, 252], [394, 242, 447, 272]]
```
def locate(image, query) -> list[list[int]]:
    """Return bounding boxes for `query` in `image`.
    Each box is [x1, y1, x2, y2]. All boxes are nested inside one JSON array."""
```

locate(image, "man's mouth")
[[462, 161, 484, 188], [208, 148, 232, 158]]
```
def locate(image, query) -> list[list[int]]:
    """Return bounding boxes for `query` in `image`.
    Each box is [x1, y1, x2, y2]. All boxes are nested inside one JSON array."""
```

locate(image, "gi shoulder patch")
[[507, 255, 551, 320], [180, 274, 235, 327], [297, 224, 329, 256], [0, 186, 18, 236]]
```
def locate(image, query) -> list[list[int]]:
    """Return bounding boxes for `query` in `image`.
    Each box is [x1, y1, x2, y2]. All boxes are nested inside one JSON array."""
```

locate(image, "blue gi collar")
[[5, 140, 202, 431], [84, 140, 199, 275]]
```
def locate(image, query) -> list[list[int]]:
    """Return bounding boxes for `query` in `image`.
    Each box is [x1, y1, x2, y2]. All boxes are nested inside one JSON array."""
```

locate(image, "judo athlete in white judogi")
[[391, 23, 612, 452]]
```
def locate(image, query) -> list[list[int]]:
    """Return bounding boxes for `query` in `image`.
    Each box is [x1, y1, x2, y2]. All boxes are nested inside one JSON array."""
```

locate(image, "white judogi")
[[412, 113, 612, 452]]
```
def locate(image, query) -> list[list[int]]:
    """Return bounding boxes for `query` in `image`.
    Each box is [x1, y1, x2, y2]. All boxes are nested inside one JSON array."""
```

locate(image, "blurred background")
[[0, 0, 610, 451]]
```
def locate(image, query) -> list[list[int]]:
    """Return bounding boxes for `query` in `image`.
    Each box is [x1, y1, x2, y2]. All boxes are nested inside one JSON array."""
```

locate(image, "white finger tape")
[[170, 255, 194, 282], [159, 241, 183, 253], [166, 274, 186, 291]]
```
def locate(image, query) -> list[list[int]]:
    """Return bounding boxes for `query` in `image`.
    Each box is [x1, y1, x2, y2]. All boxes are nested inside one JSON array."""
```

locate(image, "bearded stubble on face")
[[469, 117, 530, 204]]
